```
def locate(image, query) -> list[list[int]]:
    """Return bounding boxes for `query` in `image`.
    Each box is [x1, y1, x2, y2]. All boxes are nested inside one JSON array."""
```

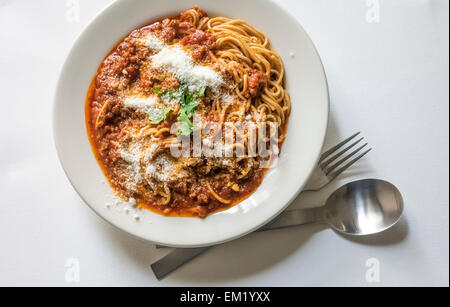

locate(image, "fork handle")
[[258, 207, 325, 231], [151, 207, 325, 280]]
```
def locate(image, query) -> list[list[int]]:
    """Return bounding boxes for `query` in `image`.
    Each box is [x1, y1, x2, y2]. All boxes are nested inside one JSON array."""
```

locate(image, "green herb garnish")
[[179, 86, 200, 117], [150, 107, 172, 125], [153, 85, 207, 135], [176, 108, 195, 136], [166, 89, 175, 100], [195, 87, 206, 98], [153, 87, 175, 99], [152, 87, 163, 95], [183, 97, 198, 118]]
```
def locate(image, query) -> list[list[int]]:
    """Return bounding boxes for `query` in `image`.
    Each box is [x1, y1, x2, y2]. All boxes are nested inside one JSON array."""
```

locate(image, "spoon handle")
[[258, 207, 324, 231]]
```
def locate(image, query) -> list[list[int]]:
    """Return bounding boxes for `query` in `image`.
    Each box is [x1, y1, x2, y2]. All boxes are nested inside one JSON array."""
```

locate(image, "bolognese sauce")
[[86, 7, 290, 218]]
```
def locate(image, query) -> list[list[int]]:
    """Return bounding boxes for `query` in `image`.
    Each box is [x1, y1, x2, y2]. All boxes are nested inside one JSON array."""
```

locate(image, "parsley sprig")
[[152, 85, 206, 136], [176, 108, 195, 136], [150, 107, 172, 125]]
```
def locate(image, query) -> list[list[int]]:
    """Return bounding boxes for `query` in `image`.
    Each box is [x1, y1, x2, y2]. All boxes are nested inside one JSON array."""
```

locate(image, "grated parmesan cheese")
[[140, 34, 166, 52], [145, 155, 176, 182], [151, 46, 223, 93], [143, 143, 160, 163], [111, 195, 137, 208], [145, 154, 188, 183], [123, 95, 164, 120], [109, 196, 141, 222], [120, 142, 143, 190]]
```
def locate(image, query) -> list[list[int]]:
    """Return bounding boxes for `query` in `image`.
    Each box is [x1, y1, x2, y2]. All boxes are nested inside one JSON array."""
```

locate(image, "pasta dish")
[[86, 7, 291, 217]]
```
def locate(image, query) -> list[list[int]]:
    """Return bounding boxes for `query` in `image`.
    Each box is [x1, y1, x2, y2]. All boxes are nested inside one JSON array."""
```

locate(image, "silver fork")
[[151, 133, 372, 279], [304, 132, 372, 191]]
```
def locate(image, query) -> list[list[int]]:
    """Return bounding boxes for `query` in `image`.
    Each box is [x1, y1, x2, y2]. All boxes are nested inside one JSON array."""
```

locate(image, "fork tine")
[[325, 143, 368, 175], [320, 137, 364, 169], [319, 132, 361, 163], [328, 148, 372, 179]]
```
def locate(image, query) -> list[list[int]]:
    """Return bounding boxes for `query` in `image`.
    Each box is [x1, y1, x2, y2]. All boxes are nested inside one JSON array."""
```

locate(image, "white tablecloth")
[[0, 0, 448, 286]]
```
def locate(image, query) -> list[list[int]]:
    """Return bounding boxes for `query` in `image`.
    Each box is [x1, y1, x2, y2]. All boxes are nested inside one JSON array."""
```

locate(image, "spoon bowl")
[[323, 179, 404, 236]]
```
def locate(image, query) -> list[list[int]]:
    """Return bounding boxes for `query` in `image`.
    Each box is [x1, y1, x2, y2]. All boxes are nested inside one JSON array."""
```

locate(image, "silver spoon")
[[151, 179, 404, 279], [265, 178, 404, 236]]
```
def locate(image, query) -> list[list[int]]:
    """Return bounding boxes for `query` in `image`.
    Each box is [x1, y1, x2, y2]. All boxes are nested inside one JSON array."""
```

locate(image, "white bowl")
[[53, 0, 329, 248]]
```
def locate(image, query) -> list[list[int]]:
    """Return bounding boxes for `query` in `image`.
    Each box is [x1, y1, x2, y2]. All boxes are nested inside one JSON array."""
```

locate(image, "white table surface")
[[0, 0, 448, 287]]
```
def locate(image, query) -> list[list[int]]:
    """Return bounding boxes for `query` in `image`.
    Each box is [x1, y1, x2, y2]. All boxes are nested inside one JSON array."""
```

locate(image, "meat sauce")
[[86, 9, 272, 218]]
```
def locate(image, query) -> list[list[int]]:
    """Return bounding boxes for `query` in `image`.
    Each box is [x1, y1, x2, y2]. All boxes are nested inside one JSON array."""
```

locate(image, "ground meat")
[[94, 48, 141, 100], [176, 21, 195, 33], [138, 66, 164, 93], [161, 76, 180, 90], [247, 69, 268, 97], [161, 26, 176, 42], [103, 54, 128, 75], [204, 110, 220, 122], [170, 181, 188, 195], [180, 29, 216, 48], [191, 46, 208, 61], [124, 63, 139, 81], [197, 192, 209, 204], [140, 22, 162, 33], [189, 183, 210, 204], [134, 46, 151, 62], [137, 78, 154, 94]]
